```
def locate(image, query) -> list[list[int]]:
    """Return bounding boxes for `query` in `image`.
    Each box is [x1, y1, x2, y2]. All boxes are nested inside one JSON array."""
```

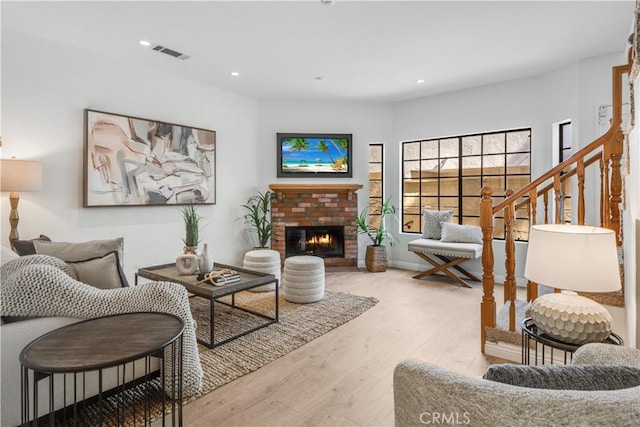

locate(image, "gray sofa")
[[394, 344, 640, 427], [1, 316, 151, 427], [0, 245, 203, 427]]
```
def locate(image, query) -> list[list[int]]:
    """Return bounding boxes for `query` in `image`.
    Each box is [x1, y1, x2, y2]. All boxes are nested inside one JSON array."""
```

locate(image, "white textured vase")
[[531, 291, 612, 344], [176, 254, 199, 275], [198, 243, 214, 273]]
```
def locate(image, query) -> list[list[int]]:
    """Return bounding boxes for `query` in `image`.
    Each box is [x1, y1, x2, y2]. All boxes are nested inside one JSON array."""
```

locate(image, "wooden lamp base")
[[9, 191, 20, 246]]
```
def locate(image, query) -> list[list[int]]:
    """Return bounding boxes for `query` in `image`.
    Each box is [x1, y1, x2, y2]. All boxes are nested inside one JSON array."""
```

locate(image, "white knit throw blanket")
[[1, 255, 203, 397]]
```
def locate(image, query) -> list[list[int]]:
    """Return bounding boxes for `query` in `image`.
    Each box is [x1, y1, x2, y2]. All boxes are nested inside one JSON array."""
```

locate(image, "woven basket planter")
[[365, 245, 388, 272]]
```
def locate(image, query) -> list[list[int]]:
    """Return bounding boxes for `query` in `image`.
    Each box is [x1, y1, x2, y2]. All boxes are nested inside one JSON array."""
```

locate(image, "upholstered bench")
[[243, 249, 281, 292], [283, 255, 325, 303], [408, 238, 482, 288]]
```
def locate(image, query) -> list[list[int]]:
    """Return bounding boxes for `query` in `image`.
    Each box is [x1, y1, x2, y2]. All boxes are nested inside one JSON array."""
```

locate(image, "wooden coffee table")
[[136, 263, 279, 348]]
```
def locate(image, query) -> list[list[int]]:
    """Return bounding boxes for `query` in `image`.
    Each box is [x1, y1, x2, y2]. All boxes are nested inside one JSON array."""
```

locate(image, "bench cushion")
[[408, 238, 482, 259]]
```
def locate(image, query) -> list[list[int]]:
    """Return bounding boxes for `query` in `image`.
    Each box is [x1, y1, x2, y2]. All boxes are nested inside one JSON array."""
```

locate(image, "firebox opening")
[[285, 226, 345, 258]]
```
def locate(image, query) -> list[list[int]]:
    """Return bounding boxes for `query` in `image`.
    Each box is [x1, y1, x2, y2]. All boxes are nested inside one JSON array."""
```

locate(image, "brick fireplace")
[[269, 184, 363, 268]]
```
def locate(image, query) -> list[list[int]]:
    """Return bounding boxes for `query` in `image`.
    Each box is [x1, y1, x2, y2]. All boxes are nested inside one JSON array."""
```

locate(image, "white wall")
[[388, 52, 626, 284], [1, 30, 262, 280], [257, 100, 394, 262]]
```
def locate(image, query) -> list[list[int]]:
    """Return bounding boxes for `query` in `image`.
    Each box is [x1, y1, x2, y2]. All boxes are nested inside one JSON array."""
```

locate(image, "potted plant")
[[355, 197, 397, 272], [181, 204, 202, 254], [241, 190, 276, 248]]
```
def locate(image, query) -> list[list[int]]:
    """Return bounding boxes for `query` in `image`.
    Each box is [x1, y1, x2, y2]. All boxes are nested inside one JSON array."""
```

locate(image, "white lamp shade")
[[524, 224, 621, 293], [1, 159, 43, 192]]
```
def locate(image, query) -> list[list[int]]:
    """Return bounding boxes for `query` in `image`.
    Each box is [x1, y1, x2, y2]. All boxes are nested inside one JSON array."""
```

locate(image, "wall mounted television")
[[277, 133, 352, 178]]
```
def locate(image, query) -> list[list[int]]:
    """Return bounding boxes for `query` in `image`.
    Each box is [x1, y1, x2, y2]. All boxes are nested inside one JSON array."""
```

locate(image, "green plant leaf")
[[240, 190, 275, 248], [354, 197, 398, 247], [180, 204, 203, 247]]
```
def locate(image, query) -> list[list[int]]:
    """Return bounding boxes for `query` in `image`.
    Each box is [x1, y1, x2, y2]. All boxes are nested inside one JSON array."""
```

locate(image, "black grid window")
[[559, 121, 572, 223], [402, 128, 531, 240], [368, 144, 384, 230], [559, 122, 572, 162]]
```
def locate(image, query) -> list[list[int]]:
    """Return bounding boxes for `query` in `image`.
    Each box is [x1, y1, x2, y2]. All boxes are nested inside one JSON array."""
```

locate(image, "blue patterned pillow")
[[421, 210, 453, 239]]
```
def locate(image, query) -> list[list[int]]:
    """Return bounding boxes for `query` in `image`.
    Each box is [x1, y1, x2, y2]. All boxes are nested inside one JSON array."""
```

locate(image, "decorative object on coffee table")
[[199, 243, 214, 273], [181, 204, 203, 254], [176, 254, 199, 275], [355, 197, 397, 272], [524, 224, 622, 345], [243, 249, 281, 292], [283, 255, 325, 303]]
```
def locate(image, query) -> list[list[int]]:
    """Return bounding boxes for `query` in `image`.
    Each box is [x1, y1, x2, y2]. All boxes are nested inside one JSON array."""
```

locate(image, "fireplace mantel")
[[269, 183, 363, 200]]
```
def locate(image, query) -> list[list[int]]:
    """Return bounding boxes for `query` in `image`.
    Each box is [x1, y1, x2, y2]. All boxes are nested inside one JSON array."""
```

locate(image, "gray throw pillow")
[[483, 363, 640, 391], [34, 238, 128, 286], [66, 251, 128, 289], [10, 234, 52, 256], [422, 210, 453, 239]]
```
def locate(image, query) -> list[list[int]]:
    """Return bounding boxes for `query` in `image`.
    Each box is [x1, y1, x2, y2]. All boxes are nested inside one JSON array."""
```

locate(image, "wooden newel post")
[[503, 189, 516, 332], [599, 156, 606, 227], [480, 186, 495, 353], [609, 130, 623, 246], [527, 188, 538, 302], [577, 159, 585, 225]]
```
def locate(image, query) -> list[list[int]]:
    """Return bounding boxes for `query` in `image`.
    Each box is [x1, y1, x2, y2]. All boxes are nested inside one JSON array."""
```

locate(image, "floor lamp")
[[1, 159, 43, 248]]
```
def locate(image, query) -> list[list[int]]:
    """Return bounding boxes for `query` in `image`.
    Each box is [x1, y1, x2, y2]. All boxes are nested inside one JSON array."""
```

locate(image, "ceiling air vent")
[[152, 45, 189, 60]]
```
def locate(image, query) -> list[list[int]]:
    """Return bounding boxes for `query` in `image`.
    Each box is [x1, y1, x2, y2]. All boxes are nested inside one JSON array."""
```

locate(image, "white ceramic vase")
[[199, 243, 214, 273]]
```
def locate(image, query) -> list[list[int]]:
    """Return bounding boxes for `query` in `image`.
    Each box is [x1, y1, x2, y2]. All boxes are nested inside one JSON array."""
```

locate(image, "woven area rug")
[[57, 290, 378, 426]]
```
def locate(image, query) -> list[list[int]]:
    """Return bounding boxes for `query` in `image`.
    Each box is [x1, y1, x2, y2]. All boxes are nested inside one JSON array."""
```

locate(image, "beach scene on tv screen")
[[281, 137, 349, 173]]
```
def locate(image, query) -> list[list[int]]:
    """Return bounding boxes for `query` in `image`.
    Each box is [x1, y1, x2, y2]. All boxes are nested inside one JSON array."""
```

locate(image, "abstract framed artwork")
[[84, 109, 216, 207]]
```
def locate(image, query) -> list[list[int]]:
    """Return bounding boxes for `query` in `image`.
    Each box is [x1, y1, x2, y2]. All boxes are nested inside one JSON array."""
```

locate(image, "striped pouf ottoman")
[[283, 255, 325, 303], [243, 249, 281, 292]]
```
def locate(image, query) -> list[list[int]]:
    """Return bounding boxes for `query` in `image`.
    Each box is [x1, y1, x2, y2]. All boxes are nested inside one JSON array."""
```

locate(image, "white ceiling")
[[3, 1, 635, 102]]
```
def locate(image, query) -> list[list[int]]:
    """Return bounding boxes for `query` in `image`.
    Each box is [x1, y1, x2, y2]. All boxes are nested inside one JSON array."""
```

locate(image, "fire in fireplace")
[[285, 226, 345, 258]]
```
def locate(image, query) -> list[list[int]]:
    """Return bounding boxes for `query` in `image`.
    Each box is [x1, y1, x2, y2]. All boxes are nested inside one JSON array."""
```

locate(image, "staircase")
[[479, 53, 632, 354]]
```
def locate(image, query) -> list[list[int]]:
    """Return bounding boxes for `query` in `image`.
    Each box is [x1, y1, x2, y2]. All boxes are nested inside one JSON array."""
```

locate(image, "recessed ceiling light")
[[138, 40, 151, 47], [417, 79, 425, 84], [230, 72, 240, 77]]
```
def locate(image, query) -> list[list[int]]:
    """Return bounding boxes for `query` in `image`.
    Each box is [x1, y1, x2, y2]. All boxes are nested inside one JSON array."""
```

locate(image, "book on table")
[[212, 274, 240, 284]]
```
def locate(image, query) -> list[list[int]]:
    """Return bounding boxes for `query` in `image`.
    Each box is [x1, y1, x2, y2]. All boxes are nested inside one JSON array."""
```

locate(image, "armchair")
[[394, 344, 640, 426]]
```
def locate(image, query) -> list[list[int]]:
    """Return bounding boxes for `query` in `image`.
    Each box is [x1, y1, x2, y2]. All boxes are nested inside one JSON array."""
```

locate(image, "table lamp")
[[524, 224, 621, 344], [1, 158, 43, 246]]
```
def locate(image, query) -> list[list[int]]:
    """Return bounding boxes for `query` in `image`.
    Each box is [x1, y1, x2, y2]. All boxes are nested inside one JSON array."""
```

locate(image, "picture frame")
[[277, 133, 352, 178], [84, 109, 216, 207]]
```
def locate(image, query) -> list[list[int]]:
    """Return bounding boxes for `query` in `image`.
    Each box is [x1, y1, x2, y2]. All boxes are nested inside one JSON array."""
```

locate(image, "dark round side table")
[[20, 312, 184, 426], [521, 317, 623, 365]]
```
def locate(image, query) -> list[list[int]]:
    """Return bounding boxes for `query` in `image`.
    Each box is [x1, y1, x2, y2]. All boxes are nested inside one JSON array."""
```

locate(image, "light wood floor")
[[176, 268, 508, 426]]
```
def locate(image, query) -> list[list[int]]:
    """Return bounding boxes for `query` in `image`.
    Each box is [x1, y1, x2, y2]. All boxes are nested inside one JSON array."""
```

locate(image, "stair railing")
[[479, 57, 631, 353]]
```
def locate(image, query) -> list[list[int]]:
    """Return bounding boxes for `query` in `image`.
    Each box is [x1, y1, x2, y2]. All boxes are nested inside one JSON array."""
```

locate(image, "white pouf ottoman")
[[283, 255, 325, 303], [243, 249, 281, 292]]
